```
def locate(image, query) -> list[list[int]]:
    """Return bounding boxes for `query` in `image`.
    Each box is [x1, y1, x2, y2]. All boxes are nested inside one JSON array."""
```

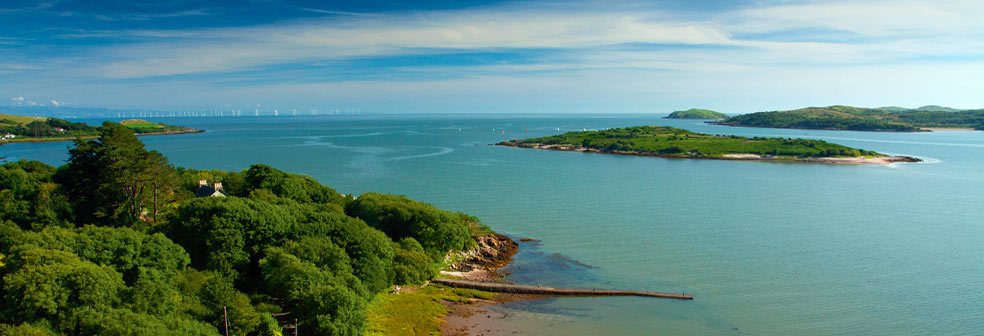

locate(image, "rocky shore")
[[438, 234, 525, 335], [497, 141, 921, 165], [442, 233, 518, 282]]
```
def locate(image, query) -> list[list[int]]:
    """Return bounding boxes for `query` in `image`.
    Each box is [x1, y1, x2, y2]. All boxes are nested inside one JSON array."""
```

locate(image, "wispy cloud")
[[93, 8, 210, 21], [295, 7, 379, 17], [61, 0, 980, 80]]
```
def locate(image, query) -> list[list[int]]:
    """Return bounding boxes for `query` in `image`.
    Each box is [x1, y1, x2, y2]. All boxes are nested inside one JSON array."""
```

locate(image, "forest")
[[0, 122, 485, 335]]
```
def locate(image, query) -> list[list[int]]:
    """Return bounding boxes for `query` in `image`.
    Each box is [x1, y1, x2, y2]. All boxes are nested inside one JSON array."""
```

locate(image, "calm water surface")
[[4, 114, 982, 335]]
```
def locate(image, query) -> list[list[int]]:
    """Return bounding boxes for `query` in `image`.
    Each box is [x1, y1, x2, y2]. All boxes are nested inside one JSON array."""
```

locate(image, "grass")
[[364, 284, 495, 336], [0, 113, 46, 126], [120, 119, 164, 129]]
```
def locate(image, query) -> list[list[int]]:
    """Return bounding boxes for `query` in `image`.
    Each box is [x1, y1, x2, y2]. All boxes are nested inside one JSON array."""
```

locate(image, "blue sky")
[[1, 0, 982, 114]]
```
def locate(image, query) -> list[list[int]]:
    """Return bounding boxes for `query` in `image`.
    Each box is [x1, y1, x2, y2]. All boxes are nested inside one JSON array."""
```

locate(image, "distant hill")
[[913, 105, 965, 112], [665, 108, 728, 119], [712, 105, 984, 132]]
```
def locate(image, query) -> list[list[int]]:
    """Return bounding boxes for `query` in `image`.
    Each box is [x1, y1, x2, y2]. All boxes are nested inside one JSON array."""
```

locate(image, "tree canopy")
[[0, 122, 484, 335]]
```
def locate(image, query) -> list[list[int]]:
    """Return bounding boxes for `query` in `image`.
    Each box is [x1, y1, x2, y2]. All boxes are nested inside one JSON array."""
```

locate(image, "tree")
[[0, 161, 71, 230], [55, 122, 177, 227], [392, 238, 435, 285], [161, 197, 295, 278], [1, 247, 125, 323], [346, 193, 473, 261]]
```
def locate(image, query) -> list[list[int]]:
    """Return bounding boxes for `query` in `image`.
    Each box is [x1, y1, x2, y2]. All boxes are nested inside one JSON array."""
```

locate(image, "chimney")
[[199, 179, 207, 187], [214, 182, 223, 191]]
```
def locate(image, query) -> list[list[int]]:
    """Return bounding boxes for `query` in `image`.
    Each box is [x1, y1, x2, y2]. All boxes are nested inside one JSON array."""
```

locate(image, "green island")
[[0, 113, 202, 144], [665, 108, 728, 119], [711, 105, 984, 132], [498, 125, 920, 164], [0, 122, 509, 335]]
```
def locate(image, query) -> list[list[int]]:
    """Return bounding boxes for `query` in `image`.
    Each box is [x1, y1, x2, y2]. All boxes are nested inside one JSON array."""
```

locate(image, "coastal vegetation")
[[0, 113, 200, 143], [498, 125, 918, 163], [666, 108, 728, 119], [365, 284, 494, 335], [0, 122, 493, 335], [712, 105, 984, 131]]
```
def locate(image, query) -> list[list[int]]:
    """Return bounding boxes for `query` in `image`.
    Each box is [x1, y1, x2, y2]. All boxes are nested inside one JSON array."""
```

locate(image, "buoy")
[[502, 130, 505, 134]]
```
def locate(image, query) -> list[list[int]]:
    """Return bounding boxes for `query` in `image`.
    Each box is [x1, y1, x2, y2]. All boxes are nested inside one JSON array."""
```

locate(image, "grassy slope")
[[365, 284, 495, 336], [666, 108, 728, 119], [715, 105, 984, 131], [0, 113, 46, 125], [507, 126, 881, 158]]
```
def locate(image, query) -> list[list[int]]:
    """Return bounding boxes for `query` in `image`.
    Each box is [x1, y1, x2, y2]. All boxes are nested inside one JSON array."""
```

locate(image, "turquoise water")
[[4, 114, 983, 335]]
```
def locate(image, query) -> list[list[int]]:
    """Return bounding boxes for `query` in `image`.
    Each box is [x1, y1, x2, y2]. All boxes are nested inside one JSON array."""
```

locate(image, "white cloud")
[[11, 96, 24, 101], [50, 99, 60, 106], [3, 0, 983, 111]]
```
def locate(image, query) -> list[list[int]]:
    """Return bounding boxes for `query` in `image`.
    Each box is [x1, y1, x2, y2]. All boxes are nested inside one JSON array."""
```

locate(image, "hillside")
[[497, 125, 919, 164], [712, 105, 984, 132], [666, 108, 728, 119], [0, 113, 47, 125]]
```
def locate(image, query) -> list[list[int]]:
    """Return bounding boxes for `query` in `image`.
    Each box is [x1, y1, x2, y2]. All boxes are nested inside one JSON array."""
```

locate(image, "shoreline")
[[919, 127, 978, 131], [0, 129, 204, 145], [710, 121, 982, 133], [496, 142, 921, 165], [438, 234, 528, 335], [706, 121, 929, 133]]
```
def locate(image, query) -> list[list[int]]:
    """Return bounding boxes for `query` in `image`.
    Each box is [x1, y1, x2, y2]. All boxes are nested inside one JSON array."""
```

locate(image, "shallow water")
[[5, 114, 983, 335]]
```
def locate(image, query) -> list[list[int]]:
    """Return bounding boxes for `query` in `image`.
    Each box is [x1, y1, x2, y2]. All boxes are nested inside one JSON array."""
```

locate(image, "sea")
[[3, 114, 982, 335]]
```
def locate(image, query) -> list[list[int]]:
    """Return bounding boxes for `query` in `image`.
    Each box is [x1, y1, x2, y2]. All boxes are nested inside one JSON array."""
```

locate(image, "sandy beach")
[[500, 142, 921, 165], [920, 127, 978, 131]]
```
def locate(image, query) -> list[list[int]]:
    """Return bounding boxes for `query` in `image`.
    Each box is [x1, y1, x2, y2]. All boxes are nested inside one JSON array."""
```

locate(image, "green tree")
[[346, 193, 472, 261], [1, 247, 125, 323], [392, 237, 435, 285], [161, 197, 295, 277], [55, 122, 177, 227]]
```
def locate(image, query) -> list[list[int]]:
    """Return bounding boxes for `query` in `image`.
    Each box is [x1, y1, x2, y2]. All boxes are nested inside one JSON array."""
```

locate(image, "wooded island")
[[498, 125, 919, 164]]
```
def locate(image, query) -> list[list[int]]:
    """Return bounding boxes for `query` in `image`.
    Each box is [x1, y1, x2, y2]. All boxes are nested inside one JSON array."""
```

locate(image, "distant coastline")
[[711, 105, 984, 132], [0, 128, 204, 145], [0, 115, 203, 146]]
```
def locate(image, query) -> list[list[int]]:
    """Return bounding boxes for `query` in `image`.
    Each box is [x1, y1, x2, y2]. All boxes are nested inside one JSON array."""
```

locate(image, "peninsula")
[[666, 108, 728, 119], [497, 126, 919, 164], [0, 113, 202, 144], [711, 105, 984, 132]]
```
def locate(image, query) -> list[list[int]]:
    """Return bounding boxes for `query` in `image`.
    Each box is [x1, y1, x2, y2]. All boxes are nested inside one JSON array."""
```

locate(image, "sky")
[[1, 0, 983, 114]]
